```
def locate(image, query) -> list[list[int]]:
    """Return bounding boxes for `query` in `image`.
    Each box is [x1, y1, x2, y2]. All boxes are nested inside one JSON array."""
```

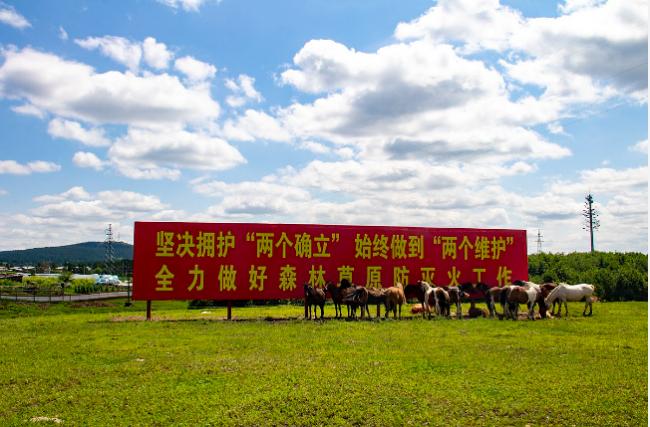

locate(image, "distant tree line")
[[2, 248, 646, 301], [528, 252, 648, 301]]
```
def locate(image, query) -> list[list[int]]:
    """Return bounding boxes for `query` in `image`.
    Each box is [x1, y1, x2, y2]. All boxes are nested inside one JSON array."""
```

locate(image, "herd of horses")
[[304, 280, 596, 321]]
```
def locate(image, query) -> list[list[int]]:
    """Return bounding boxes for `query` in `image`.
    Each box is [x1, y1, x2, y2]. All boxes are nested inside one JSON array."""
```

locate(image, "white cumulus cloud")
[[0, 4, 30, 29], [73, 151, 105, 170], [0, 47, 220, 128], [174, 55, 217, 83], [48, 118, 111, 147], [0, 160, 61, 175]]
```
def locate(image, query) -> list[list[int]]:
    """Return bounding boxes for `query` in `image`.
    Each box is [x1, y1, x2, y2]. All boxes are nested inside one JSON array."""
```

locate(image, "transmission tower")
[[536, 229, 544, 253], [105, 223, 115, 274], [582, 193, 600, 253]]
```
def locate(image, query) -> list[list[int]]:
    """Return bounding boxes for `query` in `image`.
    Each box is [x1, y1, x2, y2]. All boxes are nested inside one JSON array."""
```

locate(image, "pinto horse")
[[503, 281, 542, 320], [419, 281, 438, 318], [544, 283, 595, 317], [431, 287, 450, 317]]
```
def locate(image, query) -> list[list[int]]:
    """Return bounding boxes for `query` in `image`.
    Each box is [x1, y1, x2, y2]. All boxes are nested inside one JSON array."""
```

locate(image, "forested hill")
[[0, 242, 133, 264]]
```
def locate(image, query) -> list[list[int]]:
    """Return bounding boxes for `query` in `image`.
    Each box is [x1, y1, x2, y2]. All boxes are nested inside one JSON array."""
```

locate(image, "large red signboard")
[[132, 222, 527, 301]]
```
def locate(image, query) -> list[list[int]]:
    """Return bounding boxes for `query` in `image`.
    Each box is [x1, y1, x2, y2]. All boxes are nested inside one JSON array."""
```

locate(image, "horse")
[[544, 283, 595, 317], [447, 283, 473, 319], [324, 281, 345, 318], [475, 283, 506, 318], [503, 281, 541, 320], [540, 283, 558, 315], [304, 283, 326, 320], [340, 284, 369, 319], [366, 287, 387, 318], [538, 283, 557, 318], [424, 287, 450, 317], [416, 280, 437, 318], [384, 283, 406, 319]]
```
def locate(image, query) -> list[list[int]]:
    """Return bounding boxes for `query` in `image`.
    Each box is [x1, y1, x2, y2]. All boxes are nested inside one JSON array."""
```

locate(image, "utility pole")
[[582, 193, 600, 253], [105, 224, 114, 274], [536, 229, 544, 253]]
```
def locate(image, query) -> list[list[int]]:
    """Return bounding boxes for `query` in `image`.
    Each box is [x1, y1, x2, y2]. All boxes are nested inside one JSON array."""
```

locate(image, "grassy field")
[[0, 300, 646, 426]]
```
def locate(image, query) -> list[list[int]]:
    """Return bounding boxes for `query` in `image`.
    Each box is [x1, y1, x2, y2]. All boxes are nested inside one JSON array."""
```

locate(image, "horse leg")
[[320, 303, 324, 319], [528, 302, 534, 320]]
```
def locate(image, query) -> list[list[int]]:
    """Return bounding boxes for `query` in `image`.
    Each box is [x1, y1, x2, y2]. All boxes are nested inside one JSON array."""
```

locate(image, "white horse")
[[417, 280, 438, 319], [544, 283, 595, 317]]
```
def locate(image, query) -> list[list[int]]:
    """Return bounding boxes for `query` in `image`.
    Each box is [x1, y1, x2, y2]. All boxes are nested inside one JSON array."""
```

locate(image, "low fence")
[[0, 285, 131, 303]]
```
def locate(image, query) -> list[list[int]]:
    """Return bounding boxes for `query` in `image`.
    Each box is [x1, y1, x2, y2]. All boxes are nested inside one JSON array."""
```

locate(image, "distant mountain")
[[0, 242, 133, 265]]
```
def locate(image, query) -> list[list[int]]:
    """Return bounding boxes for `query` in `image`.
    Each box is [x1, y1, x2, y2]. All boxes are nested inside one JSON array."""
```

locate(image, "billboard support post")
[[146, 300, 151, 320]]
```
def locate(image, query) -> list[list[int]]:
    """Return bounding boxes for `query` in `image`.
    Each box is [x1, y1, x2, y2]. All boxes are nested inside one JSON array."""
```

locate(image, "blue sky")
[[0, 0, 647, 253]]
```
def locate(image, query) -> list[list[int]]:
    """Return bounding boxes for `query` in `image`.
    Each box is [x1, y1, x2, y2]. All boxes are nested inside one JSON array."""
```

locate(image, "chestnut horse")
[[384, 283, 406, 319]]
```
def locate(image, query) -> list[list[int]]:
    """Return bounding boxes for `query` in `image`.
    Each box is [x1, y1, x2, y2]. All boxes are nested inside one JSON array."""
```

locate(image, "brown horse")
[[474, 282, 503, 318], [324, 281, 345, 318], [366, 287, 387, 318], [304, 283, 326, 320], [540, 282, 558, 316], [384, 283, 406, 319], [340, 284, 369, 319]]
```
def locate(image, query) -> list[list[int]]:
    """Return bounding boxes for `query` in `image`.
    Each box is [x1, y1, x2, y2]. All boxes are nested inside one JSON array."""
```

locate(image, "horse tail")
[[499, 287, 509, 306]]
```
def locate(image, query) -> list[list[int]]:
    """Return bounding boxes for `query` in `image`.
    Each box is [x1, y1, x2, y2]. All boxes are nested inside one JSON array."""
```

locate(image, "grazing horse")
[[544, 283, 595, 317], [502, 281, 541, 320], [304, 283, 326, 320], [502, 280, 542, 320], [538, 283, 557, 318], [384, 283, 407, 319]]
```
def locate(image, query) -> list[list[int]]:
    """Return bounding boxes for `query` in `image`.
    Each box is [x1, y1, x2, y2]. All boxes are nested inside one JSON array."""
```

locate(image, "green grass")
[[0, 300, 646, 426]]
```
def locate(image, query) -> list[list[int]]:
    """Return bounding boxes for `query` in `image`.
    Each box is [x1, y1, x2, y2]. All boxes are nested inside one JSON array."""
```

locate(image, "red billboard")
[[132, 222, 527, 301]]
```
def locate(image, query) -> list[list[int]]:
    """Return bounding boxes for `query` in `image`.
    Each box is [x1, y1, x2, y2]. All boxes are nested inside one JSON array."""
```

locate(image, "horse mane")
[[545, 283, 565, 303]]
